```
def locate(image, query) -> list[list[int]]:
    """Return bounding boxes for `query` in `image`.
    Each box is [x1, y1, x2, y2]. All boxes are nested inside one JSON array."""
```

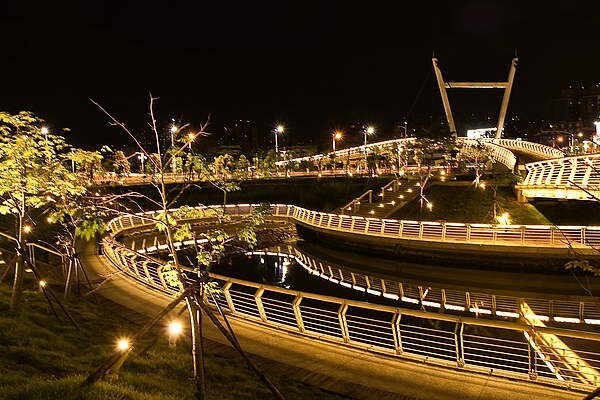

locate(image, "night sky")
[[1, 1, 598, 149]]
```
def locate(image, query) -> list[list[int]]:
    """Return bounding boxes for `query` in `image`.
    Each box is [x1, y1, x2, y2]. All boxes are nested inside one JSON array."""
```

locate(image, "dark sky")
[[1, 1, 598, 148]]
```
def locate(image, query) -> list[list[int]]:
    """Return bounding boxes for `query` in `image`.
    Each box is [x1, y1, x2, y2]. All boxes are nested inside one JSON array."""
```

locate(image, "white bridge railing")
[[522, 154, 600, 188], [486, 139, 565, 160], [107, 203, 600, 250], [101, 234, 600, 391]]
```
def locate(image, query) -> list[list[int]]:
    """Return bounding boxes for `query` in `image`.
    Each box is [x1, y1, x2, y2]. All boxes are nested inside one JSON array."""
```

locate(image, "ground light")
[[116, 338, 131, 352], [168, 320, 183, 347], [23, 225, 32, 233]]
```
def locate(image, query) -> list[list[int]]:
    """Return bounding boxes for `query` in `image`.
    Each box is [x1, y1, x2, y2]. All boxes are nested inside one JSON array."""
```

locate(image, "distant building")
[[551, 84, 600, 134]]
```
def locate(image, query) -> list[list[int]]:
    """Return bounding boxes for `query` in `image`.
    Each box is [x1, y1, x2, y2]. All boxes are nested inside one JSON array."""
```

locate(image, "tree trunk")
[[10, 253, 24, 312], [187, 297, 206, 399]]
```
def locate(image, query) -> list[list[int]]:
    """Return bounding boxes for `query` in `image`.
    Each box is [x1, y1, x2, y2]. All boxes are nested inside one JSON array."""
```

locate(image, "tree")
[[113, 150, 131, 176], [85, 97, 283, 399], [0, 111, 88, 311]]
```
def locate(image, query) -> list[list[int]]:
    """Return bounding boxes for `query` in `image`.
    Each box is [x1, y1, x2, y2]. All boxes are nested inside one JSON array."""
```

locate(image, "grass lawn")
[[391, 184, 551, 225], [0, 284, 348, 400]]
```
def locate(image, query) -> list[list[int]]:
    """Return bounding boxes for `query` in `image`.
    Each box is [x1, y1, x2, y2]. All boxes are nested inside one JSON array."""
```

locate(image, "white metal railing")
[[100, 237, 600, 391], [487, 139, 565, 160], [106, 205, 600, 325], [106, 204, 600, 252], [462, 139, 517, 171], [276, 138, 417, 166], [522, 154, 600, 189]]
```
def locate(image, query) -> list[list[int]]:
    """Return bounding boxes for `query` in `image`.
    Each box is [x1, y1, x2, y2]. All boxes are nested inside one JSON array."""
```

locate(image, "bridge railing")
[[106, 203, 600, 252], [487, 139, 565, 160], [521, 154, 600, 189], [100, 236, 600, 390]]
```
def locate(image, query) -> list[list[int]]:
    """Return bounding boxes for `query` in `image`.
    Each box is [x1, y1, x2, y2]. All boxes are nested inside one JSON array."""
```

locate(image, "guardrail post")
[[454, 322, 465, 367], [528, 329, 538, 380], [392, 312, 403, 354], [292, 295, 305, 332], [338, 303, 350, 343], [255, 287, 268, 322], [582, 227, 586, 245], [222, 281, 235, 313], [156, 265, 169, 291]]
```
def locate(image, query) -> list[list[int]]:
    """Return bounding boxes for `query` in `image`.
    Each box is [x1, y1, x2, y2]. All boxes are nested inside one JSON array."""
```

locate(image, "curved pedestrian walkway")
[[80, 239, 585, 400]]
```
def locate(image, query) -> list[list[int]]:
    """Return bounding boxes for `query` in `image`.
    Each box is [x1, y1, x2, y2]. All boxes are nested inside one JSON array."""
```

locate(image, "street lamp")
[[274, 125, 284, 155], [170, 124, 178, 173], [167, 320, 183, 347], [41, 126, 49, 141], [364, 126, 375, 147], [332, 131, 342, 152], [137, 153, 147, 174]]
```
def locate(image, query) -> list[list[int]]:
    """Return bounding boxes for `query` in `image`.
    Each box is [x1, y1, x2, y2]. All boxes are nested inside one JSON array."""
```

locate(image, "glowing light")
[[366, 126, 375, 135], [168, 321, 183, 336], [170, 125, 178, 133], [46, 217, 53, 223], [369, 210, 375, 214], [276, 125, 284, 134], [578, 132, 584, 138], [557, 136, 564, 143], [41, 127, 49, 135], [496, 212, 511, 225], [117, 338, 131, 351], [479, 182, 486, 190], [426, 203, 433, 211], [187, 132, 195, 141], [39, 280, 47, 288], [406, 188, 413, 193], [439, 170, 446, 176], [23, 225, 32, 233], [398, 195, 404, 199], [333, 131, 342, 140]]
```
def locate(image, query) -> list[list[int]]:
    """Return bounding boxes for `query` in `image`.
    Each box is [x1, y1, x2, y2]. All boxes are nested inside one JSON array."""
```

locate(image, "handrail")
[[100, 234, 600, 390], [106, 203, 600, 250], [487, 139, 565, 160]]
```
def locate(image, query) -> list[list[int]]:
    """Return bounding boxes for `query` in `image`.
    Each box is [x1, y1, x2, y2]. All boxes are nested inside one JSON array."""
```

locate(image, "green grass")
[[0, 284, 348, 400], [391, 184, 551, 225]]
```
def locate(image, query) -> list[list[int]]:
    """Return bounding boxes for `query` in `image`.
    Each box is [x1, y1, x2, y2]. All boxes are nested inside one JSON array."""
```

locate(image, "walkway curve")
[[98, 203, 600, 392]]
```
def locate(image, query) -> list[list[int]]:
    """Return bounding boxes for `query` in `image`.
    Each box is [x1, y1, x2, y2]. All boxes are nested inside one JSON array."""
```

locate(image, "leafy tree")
[[86, 97, 280, 399], [0, 111, 87, 311], [113, 150, 131, 176]]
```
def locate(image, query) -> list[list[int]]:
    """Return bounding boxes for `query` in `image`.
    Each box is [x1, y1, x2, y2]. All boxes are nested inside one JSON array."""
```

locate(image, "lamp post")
[[170, 124, 178, 173], [41, 126, 49, 141], [274, 125, 284, 155], [332, 131, 342, 153], [137, 153, 147, 174]]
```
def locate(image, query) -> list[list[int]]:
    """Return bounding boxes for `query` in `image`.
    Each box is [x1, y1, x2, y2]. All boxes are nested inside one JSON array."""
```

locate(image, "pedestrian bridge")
[[279, 136, 600, 201]]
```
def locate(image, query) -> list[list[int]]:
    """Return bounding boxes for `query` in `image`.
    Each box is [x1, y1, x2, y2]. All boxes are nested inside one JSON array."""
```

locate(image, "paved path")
[[80, 240, 585, 400]]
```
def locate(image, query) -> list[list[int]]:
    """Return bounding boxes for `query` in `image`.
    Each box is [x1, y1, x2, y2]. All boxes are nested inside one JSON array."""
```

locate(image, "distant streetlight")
[[364, 126, 375, 147], [332, 131, 342, 152], [274, 125, 284, 155], [137, 153, 147, 173], [170, 124, 178, 173]]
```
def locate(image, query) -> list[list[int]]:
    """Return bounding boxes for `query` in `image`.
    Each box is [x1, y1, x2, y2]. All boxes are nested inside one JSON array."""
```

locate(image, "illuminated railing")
[[520, 154, 600, 198], [100, 237, 600, 390], [462, 139, 517, 170], [235, 247, 600, 327], [107, 204, 600, 255], [486, 139, 565, 160]]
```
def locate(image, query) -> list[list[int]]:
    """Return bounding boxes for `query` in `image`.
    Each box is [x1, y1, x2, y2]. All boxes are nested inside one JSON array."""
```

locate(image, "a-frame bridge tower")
[[432, 57, 518, 139]]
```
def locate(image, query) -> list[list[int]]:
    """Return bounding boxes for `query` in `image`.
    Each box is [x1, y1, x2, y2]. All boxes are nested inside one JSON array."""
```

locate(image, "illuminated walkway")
[[80, 240, 585, 400]]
